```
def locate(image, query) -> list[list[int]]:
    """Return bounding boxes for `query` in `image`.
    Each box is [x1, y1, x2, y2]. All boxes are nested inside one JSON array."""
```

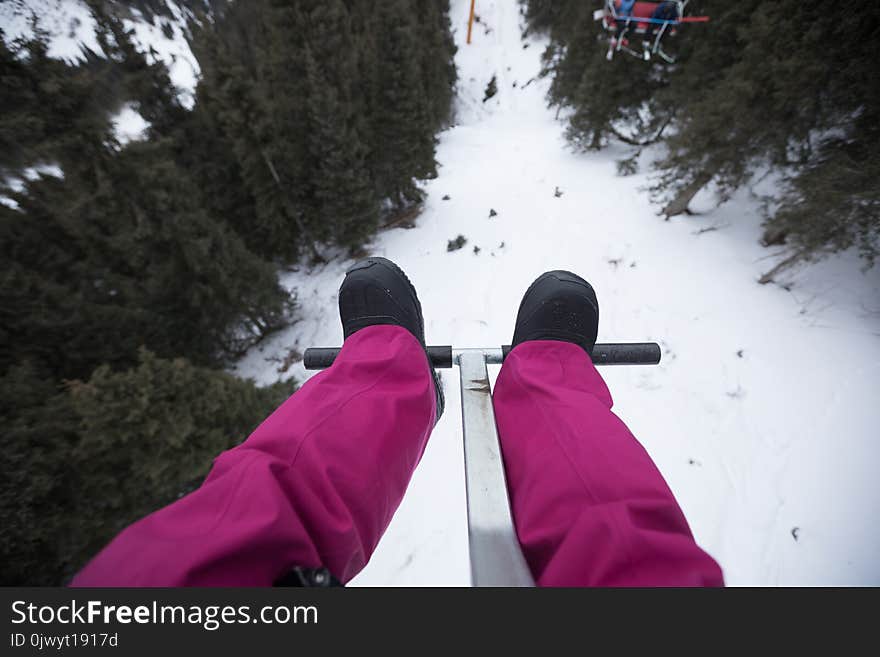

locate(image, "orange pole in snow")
[[467, 0, 476, 44]]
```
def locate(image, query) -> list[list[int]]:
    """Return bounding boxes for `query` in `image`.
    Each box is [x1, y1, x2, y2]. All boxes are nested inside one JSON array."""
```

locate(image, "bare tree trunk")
[[381, 203, 423, 230], [261, 149, 322, 261], [758, 250, 809, 285], [662, 170, 715, 218], [760, 224, 788, 247]]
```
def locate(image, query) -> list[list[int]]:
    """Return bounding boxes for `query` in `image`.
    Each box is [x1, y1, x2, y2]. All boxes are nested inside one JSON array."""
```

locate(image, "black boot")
[[511, 270, 599, 355], [339, 257, 444, 421]]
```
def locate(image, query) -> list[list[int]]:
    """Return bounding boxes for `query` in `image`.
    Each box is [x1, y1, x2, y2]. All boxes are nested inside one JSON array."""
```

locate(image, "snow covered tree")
[[0, 33, 112, 170], [1, 25, 293, 379], [1, 136, 292, 379], [526, 0, 880, 273]]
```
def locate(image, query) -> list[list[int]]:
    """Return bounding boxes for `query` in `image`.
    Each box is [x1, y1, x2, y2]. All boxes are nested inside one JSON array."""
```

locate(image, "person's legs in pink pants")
[[494, 340, 723, 586], [72, 324, 436, 586], [72, 259, 722, 587]]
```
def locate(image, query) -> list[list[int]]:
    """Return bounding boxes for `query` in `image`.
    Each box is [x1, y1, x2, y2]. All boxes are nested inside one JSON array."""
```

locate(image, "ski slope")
[[5, 0, 877, 586], [235, 0, 880, 586]]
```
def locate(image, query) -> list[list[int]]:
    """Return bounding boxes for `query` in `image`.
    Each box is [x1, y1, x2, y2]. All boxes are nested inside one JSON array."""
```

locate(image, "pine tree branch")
[[610, 114, 673, 147]]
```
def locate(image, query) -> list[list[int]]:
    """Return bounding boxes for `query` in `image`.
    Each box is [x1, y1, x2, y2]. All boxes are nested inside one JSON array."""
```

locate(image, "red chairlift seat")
[[604, 1, 678, 35]]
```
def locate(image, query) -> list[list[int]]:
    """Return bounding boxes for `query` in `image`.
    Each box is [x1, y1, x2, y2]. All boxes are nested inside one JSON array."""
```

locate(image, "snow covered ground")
[[235, 0, 880, 586]]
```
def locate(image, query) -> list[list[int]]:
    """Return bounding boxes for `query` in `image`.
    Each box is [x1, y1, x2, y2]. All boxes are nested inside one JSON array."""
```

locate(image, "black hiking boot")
[[511, 270, 599, 355], [339, 257, 444, 421]]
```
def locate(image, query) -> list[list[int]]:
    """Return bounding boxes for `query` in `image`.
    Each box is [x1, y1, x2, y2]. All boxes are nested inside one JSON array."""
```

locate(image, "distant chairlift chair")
[[596, 0, 708, 64]]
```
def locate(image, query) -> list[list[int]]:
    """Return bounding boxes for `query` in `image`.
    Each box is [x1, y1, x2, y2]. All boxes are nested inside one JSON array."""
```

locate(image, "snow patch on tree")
[[0, 0, 199, 108], [0, 0, 103, 61], [111, 103, 151, 145], [121, 2, 200, 109]]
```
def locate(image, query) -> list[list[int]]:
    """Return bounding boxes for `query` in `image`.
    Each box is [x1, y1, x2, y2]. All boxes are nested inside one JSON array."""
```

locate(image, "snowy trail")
[[235, 0, 880, 585]]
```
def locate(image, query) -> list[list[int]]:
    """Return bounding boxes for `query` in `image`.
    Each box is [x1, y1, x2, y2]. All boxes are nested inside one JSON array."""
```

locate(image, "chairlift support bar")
[[607, 15, 710, 26], [304, 342, 661, 586]]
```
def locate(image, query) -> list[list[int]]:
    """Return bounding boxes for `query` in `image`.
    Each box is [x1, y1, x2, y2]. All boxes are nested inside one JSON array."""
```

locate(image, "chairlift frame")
[[595, 0, 709, 64]]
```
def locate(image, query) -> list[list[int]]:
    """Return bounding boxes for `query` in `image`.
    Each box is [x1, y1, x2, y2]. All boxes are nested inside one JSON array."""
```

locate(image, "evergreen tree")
[[304, 10, 379, 249], [770, 127, 880, 269], [523, 0, 571, 35], [191, 0, 456, 239], [90, 8, 189, 137], [0, 33, 112, 171], [1, 25, 292, 379], [0, 351, 294, 585], [192, 0, 310, 261], [66, 349, 294, 576], [1, 136, 291, 379], [654, 0, 880, 271], [413, 0, 458, 130], [174, 104, 263, 257], [0, 362, 79, 585], [371, 0, 437, 209]]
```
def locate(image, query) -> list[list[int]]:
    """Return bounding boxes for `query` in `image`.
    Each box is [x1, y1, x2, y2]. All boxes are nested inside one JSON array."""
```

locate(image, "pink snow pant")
[[72, 325, 723, 587]]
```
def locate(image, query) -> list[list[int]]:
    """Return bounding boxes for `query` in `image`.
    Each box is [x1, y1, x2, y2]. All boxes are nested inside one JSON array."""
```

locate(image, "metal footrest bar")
[[303, 342, 661, 370]]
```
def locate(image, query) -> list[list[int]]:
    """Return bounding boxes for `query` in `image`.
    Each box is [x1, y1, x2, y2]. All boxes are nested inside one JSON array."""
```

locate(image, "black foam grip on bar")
[[303, 343, 660, 370], [502, 343, 660, 365], [590, 342, 661, 365], [428, 345, 454, 369], [303, 346, 453, 370]]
